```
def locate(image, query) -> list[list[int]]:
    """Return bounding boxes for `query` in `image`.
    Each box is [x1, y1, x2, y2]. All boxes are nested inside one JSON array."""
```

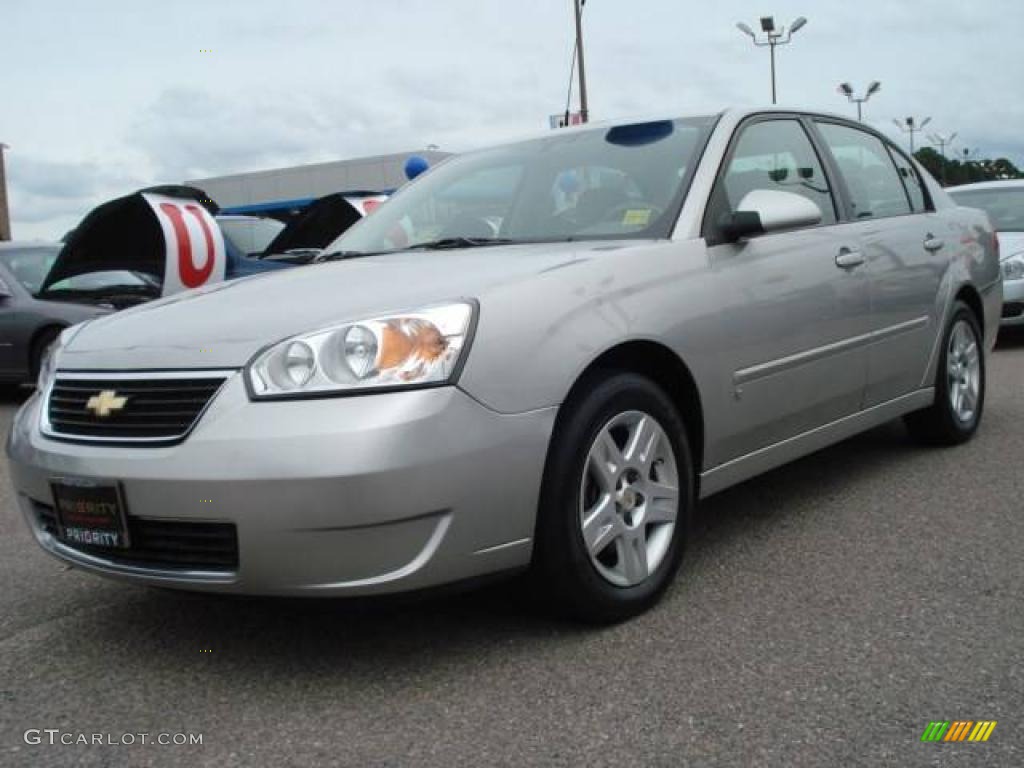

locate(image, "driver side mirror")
[[719, 189, 823, 242]]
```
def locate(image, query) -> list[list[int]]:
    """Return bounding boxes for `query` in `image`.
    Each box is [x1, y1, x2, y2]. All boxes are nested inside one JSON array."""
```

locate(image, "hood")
[[41, 186, 222, 294], [58, 241, 630, 370], [262, 192, 388, 255]]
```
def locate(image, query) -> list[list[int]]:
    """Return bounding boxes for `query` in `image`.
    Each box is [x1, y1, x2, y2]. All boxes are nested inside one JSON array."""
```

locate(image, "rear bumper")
[[6, 376, 557, 595]]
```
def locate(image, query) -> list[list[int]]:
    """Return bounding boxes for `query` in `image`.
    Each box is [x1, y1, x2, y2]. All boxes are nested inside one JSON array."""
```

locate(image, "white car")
[[949, 180, 1024, 327]]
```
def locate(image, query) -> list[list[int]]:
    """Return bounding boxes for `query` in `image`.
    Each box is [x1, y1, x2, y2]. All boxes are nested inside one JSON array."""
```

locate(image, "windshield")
[[0, 246, 60, 292], [328, 116, 717, 255], [45, 270, 158, 293], [218, 217, 286, 255], [949, 186, 1024, 232]]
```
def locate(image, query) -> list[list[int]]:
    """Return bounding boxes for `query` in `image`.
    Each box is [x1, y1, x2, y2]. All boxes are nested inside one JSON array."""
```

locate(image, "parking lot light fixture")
[[894, 116, 930, 154], [838, 80, 882, 121], [928, 132, 958, 186], [736, 15, 809, 105]]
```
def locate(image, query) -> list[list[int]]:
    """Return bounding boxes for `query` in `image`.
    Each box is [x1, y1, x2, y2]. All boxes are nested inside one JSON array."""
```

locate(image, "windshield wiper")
[[316, 249, 384, 262], [412, 237, 520, 250], [318, 237, 541, 262]]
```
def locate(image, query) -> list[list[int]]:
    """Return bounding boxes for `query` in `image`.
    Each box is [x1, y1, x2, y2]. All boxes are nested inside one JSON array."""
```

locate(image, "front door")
[[703, 117, 871, 465]]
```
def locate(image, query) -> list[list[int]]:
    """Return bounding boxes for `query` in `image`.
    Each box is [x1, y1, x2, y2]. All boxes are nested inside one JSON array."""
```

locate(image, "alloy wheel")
[[578, 410, 680, 587], [947, 319, 981, 425]]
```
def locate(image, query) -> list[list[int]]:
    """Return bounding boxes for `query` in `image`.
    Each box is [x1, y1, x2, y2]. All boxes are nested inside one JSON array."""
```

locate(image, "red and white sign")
[[142, 193, 227, 296], [344, 194, 389, 217]]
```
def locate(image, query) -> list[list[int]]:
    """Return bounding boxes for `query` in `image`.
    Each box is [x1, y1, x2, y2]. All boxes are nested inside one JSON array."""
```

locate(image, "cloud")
[[6, 156, 144, 235], [4, 0, 1024, 239]]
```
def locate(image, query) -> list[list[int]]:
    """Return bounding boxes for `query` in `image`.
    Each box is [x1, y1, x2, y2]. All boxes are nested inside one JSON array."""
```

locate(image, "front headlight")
[[36, 340, 59, 392], [246, 301, 476, 398], [36, 324, 80, 392], [1002, 253, 1024, 282]]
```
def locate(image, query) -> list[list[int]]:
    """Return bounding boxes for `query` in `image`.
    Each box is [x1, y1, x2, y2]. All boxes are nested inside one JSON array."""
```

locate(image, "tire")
[[904, 301, 985, 445], [29, 326, 62, 385], [532, 371, 694, 623]]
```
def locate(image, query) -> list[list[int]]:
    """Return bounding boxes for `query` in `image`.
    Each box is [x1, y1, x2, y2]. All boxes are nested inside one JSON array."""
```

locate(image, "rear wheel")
[[533, 372, 694, 623], [905, 302, 985, 445]]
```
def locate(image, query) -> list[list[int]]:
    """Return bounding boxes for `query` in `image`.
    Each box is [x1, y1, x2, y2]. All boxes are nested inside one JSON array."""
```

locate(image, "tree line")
[[913, 146, 1022, 187]]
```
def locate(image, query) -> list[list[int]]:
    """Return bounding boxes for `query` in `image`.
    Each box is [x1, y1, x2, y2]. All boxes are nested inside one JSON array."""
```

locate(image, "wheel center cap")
[[619, 488, 637, 511]]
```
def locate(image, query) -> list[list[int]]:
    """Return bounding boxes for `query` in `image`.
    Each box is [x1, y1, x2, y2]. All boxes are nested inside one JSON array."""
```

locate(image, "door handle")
[[835, 248, 865, 270], [924, 234, 945, 252]]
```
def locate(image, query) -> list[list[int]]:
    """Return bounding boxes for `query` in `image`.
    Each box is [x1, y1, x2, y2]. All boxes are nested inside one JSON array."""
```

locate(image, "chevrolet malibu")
[[6, 109, 1002, 622]]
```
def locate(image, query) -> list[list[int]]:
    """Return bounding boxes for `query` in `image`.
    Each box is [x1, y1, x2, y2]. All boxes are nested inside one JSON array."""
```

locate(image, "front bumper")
[[6, 374, 557, 595], [1000, 278, 1024, 327]]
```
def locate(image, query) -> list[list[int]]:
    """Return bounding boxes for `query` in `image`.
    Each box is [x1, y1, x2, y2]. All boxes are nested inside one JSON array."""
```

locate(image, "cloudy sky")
[[4, 0, 1023, 240]]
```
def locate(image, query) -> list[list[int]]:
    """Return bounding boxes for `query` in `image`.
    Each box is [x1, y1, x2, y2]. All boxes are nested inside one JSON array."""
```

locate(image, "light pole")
[[960, 146, 980, 183], [736, 16, 807, 104], [837, 81, 881, 122], [573, 0, 589, 123], [928, 132, 957, 186], [893, 116, 931, 154], [0, 143, 10, 241]]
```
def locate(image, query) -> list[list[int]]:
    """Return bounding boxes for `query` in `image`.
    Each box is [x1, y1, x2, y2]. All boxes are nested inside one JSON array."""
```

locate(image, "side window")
[[709, 120, 837, 239], [887, 147, 928, 212], [816, 122, 913, 219]]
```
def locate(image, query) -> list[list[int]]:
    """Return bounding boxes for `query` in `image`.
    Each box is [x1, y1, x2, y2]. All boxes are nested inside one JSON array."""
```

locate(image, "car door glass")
[[717, 119, 837, 229], [887, 148, 928, 212], [816, 122, 913, 219]]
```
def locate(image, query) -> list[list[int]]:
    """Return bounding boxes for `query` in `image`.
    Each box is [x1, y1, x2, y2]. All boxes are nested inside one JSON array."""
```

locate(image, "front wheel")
[[533, 372, 694, 623], [905, 301, 985, 445]]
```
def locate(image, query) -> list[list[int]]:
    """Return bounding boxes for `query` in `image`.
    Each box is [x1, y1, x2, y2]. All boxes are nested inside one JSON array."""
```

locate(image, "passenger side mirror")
[[719, 190, 823, 242]]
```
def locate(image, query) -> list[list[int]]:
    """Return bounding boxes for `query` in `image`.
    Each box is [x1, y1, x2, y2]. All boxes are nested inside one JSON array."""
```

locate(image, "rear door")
[[812, 120, 944, 406], [702, 116, 871, 462]]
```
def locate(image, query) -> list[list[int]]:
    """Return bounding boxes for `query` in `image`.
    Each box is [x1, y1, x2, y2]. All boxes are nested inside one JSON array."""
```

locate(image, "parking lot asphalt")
[[2, 335, 1022, 768]]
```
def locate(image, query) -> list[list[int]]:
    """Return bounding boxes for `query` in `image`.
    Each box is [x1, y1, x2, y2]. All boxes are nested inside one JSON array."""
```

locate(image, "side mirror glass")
[[720, 189, 823, 242]]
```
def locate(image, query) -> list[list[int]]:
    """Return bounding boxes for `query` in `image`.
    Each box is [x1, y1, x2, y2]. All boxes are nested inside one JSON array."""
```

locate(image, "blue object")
[[404, 155, 430, 181], [224, 238, 292, 278]]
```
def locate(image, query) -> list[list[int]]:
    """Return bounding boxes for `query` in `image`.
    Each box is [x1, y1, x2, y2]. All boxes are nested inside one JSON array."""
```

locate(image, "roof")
[[948, 179, 1024, 193]]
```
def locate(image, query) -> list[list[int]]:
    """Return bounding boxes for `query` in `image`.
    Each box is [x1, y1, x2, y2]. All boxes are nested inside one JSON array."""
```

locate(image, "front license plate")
[[50, 479, 130, 550]]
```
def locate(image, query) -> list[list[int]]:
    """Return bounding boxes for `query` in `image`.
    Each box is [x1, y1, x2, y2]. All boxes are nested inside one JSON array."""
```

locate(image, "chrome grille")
[[44, 373, 229, 444]]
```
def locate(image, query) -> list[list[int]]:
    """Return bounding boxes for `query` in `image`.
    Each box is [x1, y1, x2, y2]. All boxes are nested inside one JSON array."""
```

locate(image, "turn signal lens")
[[247, 302, 475, 398]]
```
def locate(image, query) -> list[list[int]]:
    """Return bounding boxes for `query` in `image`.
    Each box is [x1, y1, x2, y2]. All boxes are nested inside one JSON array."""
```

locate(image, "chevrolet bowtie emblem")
[[85, 390, 128, 418]]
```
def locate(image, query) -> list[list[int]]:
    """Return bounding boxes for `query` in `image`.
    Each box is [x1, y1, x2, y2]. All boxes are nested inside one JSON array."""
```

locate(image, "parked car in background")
[[0, 243, 110, 387], [7, 109, 1001, 622], [258, 192, 389, 264], [41, 186, 291, 304], [215, 214, 285, 257], [949, 180, 1024, 327]]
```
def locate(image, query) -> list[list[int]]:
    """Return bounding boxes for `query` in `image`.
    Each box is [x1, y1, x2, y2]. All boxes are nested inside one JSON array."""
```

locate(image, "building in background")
[[186, 150, 451, 217]]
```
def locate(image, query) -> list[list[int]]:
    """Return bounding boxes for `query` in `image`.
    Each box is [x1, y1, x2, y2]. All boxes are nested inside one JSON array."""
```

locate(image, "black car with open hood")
[[40, 186, 289, 308], [259, 191, 388, 264]]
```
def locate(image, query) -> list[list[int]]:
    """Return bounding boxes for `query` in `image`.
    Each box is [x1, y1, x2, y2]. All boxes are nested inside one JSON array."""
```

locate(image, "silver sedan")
[[6, 109, 1002, 622]]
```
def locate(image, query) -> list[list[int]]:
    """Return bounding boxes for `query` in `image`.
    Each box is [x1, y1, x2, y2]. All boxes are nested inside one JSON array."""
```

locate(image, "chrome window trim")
[[40, 369, 237, 445]]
